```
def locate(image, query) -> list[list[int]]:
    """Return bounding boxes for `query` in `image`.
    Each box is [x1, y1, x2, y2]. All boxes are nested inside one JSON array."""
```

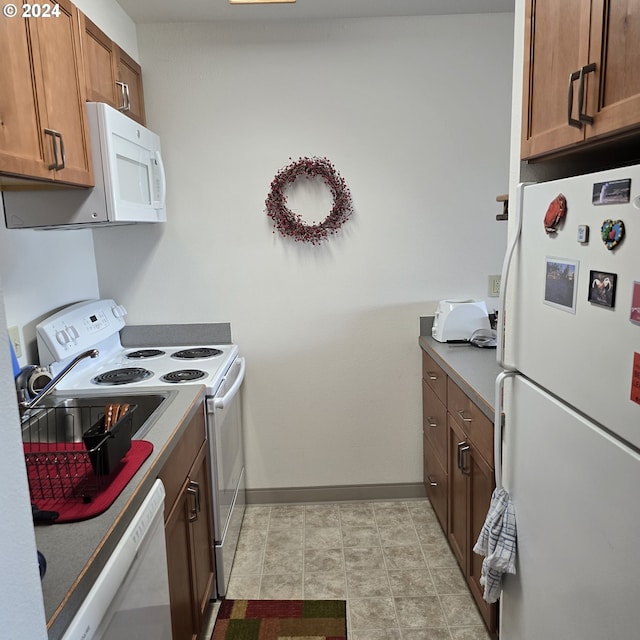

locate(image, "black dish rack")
[[23, 403, 135, 502]]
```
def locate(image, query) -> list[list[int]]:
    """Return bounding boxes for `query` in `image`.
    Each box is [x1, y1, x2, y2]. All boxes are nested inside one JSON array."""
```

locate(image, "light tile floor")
[[226, 498, 492, 639]]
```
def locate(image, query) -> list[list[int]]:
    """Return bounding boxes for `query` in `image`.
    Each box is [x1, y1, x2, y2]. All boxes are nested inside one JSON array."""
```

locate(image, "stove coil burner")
[[171, 347, 222, 360], [126, 349, 166, 359], [160, 369, 207, 384], [92, 368, 154, 385]]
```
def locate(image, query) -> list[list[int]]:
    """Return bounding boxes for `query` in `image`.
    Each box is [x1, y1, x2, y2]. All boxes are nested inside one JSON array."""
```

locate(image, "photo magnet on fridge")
[[592, 178, 631, 205], [544, 257, 578, 313], [630, 282, 640, 325], [630, 353, 640, 406], [577, 225, 589, 243], [588, 270, 617, 308]]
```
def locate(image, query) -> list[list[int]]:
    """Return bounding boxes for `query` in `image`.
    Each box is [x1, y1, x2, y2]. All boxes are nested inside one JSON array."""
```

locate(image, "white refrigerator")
[[497, 164, 640, 639]]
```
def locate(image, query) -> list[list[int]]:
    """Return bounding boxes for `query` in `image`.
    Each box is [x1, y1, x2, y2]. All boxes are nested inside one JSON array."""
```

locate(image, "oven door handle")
[[213, 357, 245, 410]]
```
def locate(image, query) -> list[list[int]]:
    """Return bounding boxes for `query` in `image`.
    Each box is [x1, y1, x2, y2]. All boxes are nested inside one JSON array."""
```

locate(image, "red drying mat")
[[24, 441, 153, 523]]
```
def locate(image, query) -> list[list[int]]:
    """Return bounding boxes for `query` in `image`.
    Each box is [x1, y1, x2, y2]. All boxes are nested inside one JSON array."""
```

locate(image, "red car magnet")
[[544, 194, 567, 234]]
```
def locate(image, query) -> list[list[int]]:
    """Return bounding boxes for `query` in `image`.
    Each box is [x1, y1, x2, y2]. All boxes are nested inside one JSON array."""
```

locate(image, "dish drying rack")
[[23, 403, 135, 502]]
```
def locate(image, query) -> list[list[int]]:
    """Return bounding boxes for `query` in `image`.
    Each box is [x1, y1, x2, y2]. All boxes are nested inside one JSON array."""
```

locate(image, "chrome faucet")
[[18, 349, 99, 413]]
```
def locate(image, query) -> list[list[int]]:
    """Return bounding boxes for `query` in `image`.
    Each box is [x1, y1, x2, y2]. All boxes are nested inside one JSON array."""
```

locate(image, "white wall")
[[0, 206, 100, 364], [94, 13, 514, 491]]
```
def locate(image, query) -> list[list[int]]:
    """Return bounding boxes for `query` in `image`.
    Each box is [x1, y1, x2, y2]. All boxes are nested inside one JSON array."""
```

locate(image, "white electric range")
[[35, 298, 246, 598]]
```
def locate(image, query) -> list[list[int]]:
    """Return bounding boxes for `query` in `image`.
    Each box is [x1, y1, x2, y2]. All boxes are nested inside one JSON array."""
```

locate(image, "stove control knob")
[[66, 325, 79, 341], [55, 330, 70, 346], [111, 305, 127, 319]]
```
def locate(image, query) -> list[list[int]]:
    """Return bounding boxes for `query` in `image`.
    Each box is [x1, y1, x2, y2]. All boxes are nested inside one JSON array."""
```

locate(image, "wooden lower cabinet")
[[447, 416, 497, 632], [159, 402, 215, 640], [468, 447, 496, 631], [423, 433, 448, 531], [421, 348, 497, 635], [422, 355, 449, 532]]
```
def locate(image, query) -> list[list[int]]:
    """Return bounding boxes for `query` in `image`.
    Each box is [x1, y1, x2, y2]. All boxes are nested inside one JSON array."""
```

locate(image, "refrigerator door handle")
[[497, 182, 533, 369], [495, 370, 517, 489]]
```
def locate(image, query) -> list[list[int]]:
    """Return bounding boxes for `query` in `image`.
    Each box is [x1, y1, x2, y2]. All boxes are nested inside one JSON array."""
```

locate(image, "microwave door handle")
[[213, 357, 245, 410], [154, 150, 167, 208]]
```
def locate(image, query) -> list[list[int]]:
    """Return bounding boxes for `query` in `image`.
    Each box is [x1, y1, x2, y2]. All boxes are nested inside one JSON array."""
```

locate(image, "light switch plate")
[[488, 275, 501, 297]]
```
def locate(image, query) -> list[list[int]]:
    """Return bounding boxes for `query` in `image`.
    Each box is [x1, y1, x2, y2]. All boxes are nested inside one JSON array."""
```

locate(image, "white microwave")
[[3, 102, 166, 229]]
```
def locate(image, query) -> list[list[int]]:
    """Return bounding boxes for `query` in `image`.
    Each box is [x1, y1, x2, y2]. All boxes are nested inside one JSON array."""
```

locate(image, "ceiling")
[[115, 0, 514, 24]]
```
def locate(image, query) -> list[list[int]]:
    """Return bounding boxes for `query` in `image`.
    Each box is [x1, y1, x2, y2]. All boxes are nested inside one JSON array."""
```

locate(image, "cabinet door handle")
[[457, 441, 471, 474], [187, 483, 199, 522], [56, 131, 66, 170], [44, 129, 58, 170], [115, 81, 129, 111], [567, 69, 583, 129], [426, 371, 438, 381], [44, 128, 65, 170], [578, 63, 596, 124], [456, 409, 472, 423], [189, 480, 201, 512], [124, 83, 131, 111], [426, 416, 437, 428], [456, 440, 465, 469], [426, 475, 438, 487]]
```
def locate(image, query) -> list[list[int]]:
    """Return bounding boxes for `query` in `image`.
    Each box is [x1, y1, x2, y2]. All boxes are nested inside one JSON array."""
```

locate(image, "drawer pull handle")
[[426, 371, 438, 381], [427, 475, 438, 487], [426, 416, 437, 428], [457, 409, 472, 423]]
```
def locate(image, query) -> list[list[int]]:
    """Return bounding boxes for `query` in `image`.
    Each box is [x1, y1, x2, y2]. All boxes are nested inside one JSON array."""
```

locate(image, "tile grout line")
[[379, 502, 406, 636], [409, 503, 455, 640]]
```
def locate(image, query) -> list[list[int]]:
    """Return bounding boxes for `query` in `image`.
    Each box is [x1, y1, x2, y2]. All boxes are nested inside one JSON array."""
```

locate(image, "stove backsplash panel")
[[120, 323, 232, 347]]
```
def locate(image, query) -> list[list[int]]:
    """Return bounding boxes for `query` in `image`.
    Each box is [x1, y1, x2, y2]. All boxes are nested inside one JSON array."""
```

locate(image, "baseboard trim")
[[245, 482, 426, 505]]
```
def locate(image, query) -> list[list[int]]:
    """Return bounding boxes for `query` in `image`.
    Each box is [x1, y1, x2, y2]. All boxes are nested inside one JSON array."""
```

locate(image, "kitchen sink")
[[22, 393, 173, 444]]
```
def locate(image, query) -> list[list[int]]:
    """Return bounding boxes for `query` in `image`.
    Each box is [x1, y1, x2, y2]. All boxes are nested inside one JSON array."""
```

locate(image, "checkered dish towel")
[[473, 487, 517, 603]]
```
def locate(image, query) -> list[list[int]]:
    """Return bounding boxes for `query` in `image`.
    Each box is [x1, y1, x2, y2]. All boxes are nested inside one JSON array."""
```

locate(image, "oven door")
[[207, 356, 246, 595]]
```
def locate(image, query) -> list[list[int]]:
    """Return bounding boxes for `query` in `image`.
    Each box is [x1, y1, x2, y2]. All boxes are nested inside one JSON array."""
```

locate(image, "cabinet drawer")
[[422, 350, 447, 402], [422, 380, 447, 465], [158, 407, 206, 514], [423, 434, 447, 532], [447, 379, 493, 466]]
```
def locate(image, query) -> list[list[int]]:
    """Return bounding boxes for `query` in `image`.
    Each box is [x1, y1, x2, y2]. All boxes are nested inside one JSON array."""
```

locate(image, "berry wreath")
[[265, 156, 353, 244]]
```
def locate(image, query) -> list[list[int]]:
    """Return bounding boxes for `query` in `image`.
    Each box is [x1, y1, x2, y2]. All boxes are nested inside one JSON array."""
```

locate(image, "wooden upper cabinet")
[[81, 14, 119, 106], [521, 0, 591, 158], [116, 47, 146, 125], [0, 0, 93, 186], [0, 16, 50, 181], [522, 0, 640, 160], [81, 14, 146, 125], [586, 0, 640, 139]]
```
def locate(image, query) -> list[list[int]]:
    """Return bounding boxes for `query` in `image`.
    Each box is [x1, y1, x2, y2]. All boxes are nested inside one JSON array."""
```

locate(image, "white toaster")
[[432, 300, 491, 343]]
